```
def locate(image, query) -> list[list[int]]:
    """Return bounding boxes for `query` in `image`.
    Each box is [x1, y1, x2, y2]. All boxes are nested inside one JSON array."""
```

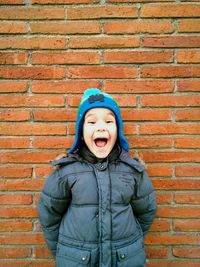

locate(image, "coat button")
[[81, 256, 87, 261], [98, 163, 103, 169], [120, 254, 125, 259]]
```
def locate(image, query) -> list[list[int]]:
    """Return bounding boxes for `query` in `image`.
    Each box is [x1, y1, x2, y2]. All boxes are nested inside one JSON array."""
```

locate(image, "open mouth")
[[94, 138, 108, 148]]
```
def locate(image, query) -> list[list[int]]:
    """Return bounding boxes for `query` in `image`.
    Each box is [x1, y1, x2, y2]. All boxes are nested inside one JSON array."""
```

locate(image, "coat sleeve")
[[130, 169, 157, 235], [37, 169, 71, 257]]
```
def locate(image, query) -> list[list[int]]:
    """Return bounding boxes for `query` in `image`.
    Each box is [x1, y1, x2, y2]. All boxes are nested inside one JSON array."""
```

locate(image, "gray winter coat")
[[37, 150, 157, 267]]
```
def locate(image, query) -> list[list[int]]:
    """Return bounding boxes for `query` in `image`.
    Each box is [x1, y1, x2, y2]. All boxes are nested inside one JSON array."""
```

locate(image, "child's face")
[[83, 108, 117, 158]]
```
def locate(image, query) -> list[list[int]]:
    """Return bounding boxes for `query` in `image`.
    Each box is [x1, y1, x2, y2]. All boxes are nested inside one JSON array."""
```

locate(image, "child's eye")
[[106, 120, 114, 124], [88, 121, 95, 124]]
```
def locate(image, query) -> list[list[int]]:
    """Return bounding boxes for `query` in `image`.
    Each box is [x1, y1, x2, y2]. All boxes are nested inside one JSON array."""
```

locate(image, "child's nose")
[[96, 121, 106, 131]]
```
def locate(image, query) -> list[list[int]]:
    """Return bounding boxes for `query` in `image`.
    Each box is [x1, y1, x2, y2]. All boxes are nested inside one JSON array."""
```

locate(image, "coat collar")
[[51, 148, 145, 173]]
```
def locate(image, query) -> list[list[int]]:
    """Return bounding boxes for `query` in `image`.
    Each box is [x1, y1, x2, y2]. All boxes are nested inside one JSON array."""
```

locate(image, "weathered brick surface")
[[0, 0, 199, 265]]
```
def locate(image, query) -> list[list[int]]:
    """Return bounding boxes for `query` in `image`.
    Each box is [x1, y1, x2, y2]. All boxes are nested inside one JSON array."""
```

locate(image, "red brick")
[[141, 4, 200, 18], [68, 95, 136, 107], [143, 36, 200, 48], [0, 52, 28, 64], [34, 247, 52, 259], [152, 179, 200, 190], [0, 220, 32, 232], [156, 193, 172, 204], [67, 95, 82, 107], [0, 207, 37, 218], [177, 80, 200, 92], [104, 20, 173, 34], [141, 66, 200, 78], [108, 0, 174, 3], [69, 36, 139, 49], [104, 80, 174, 93], [147, 261, 200, 267], [173, 247, 200, 258], [67, 5, 138, 19], [0, 138, 30, 149], [177, 50, 200, 63], [157, 206, 200, 218], [0, 110, 30, 121], [174, 193, 200, 204], [0, 66, 66, 79], [173, 219, 200, 231], [0, 194, 32, 205], [175, 137, 200, 149], [0, 8, 64, 19], [109, 0, 174, 2], [0, 247, 31, 259], [0, 22, 27, 34], [176, 110, 200, 121], [35, 166, 53, 178], [30, 21, 100, 34], [0, 152, 61, 164], [128, 137, 172, 149], [146, 164, 173, 177], [124, 124, 137, 135], [146, 247, 169, 259], [142, 151, 200, 163], [0, 0, 24, 3], [178, 19, 200, 32], [32, 81, 102, 93], [142, 151, 197, 162], [0, 131, 59, 148], [0, 179, 44, 191], [0, 233, 44, 245], [139, 123, 200, 135], [34, 195, 40, 206], [68, 66, 138, 79], [141, 95, 200, 107], [145, 233, 199, 245], [66, 122, 75, 135], [33, 137, 73, 149], [122, 109, 171, 121], [104, 51, 173, 63], [33, 110, 76, 122], [176, 165, 200, 177], [130, 109, 170, 121], [32, 0, 99, 3], [0, 37, 65, 50], [32, 51, 100, 65], [0, 81, 27, 93], [0, 260, 54, 267], [0, 96, 65, 108], [0, 166, 32, 178], [150, 219, 171, 232]]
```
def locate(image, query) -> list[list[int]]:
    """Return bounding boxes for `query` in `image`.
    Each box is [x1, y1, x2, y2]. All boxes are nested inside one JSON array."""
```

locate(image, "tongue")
[[95, 139, 107, 147]]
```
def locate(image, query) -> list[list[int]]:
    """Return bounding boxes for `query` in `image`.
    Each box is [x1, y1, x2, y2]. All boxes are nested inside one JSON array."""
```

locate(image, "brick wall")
[[0, 0, 200, 266]]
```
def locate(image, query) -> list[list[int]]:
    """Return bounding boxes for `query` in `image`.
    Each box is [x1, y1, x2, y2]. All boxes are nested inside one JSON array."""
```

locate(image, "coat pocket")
[[56, 243, 91, 267], [116, 237, 146, 267]]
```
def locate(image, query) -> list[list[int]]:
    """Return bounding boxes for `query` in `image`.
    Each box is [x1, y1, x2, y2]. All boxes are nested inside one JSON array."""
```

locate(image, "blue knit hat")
[[68, 88, 129, 154]]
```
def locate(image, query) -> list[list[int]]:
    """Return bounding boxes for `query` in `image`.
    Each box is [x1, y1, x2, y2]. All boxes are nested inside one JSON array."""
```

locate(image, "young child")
[[37, 88, 157, 267]]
